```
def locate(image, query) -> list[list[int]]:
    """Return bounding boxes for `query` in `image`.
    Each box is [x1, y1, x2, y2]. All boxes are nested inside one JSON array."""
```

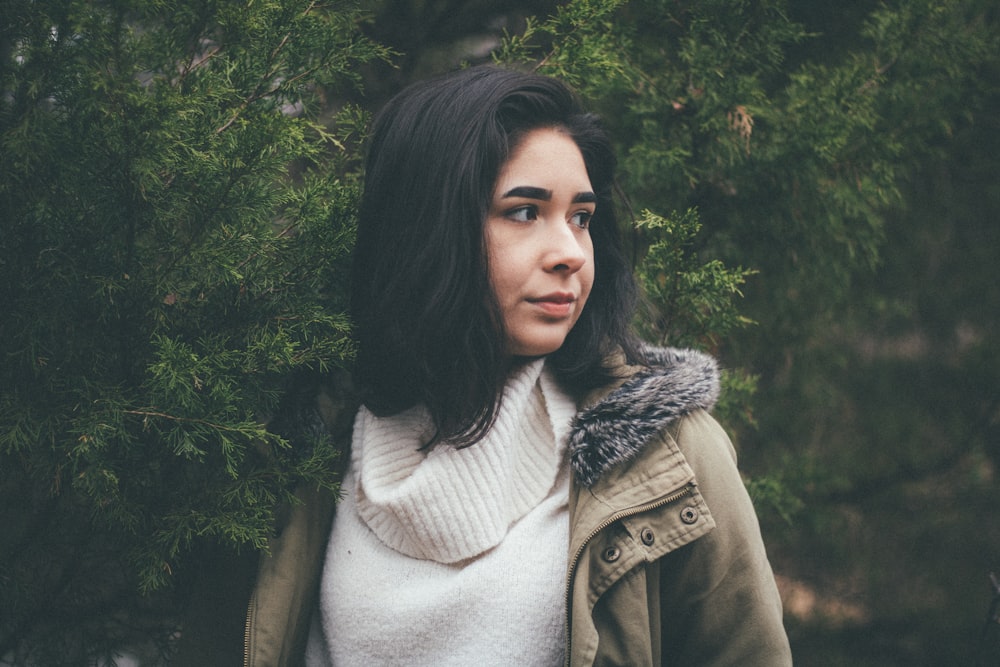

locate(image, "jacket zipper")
[[563, 482, 695, 667], [243, 588, 256, 667]]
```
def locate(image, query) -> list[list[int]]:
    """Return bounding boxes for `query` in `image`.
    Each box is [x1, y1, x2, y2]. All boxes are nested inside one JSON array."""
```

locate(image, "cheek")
[[579, 270, 595, 314], [485, 239, 526, 305], [579, 245, 596, 306], [484, 234, 505, 297], [486, 250, 511, 296]]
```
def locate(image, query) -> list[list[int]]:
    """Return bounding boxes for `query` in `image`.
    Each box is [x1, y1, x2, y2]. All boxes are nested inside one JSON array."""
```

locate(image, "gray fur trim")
[[569, 346, 720, 487]]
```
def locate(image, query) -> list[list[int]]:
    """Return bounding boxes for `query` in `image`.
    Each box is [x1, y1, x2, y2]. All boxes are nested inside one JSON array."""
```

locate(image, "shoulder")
[[567, 344, 721, 488], [672, 408, 738, 470], [666, 408, 752, 516]]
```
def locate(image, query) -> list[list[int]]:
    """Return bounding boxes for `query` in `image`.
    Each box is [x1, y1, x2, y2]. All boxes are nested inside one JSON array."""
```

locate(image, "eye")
[[570, 210, 593, 230], [505, 205, 538, 223]]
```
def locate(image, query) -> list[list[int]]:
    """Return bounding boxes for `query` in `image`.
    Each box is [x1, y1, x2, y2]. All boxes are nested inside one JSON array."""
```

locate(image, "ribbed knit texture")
[[306, 360, 577, 666], [352, 358, 573, 563]]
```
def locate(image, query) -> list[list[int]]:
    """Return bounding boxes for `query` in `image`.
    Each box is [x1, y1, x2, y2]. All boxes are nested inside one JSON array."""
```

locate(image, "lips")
[[528, 291, 575, 304], [527, 292, 576, 317]]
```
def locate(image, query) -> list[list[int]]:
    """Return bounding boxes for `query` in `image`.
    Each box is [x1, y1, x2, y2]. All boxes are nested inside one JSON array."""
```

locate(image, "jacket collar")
[[568, 346, 720, 488]]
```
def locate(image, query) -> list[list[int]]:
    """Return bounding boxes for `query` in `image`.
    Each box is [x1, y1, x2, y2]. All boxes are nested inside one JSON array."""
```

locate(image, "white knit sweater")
[[306, 359, 576, 666]]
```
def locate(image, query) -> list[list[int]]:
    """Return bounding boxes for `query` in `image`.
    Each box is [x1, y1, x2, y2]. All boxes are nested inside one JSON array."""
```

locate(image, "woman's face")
[[486, 127, 596, 357]]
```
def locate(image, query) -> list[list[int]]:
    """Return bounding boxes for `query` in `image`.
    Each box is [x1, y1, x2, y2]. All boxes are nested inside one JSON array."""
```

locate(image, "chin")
[[508, 337, 569, 358]]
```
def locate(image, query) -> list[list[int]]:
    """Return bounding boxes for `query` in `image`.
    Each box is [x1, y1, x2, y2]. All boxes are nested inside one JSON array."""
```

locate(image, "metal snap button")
[[640, 527, 655, 546], [602, 545, 621, 563], [680, 506, 699, 524]]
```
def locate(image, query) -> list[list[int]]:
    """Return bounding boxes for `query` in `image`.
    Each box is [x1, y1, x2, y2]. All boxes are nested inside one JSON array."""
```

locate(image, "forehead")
[[495, 128, 591, 191]]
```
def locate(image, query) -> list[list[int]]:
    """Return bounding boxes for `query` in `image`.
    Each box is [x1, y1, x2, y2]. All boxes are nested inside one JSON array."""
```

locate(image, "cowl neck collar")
[[352, 358, 577, 564]]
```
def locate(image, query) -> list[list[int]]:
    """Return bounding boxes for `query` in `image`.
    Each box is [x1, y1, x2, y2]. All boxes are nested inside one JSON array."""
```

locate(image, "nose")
[[544, 222, 588, 274]]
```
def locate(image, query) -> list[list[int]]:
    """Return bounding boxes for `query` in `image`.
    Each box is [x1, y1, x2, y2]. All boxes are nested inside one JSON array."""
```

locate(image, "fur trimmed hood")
[[569, 346, 720, 488]]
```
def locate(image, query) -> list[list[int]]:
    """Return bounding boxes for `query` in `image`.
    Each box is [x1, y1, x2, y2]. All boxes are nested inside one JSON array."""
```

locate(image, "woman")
[[175, 65, 791, 666]]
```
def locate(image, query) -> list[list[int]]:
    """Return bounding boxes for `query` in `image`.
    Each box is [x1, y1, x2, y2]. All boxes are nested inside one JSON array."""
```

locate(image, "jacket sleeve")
[[658, 409, 792, 666]]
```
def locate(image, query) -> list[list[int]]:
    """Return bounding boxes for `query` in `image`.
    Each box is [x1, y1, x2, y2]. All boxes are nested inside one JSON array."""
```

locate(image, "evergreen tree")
[[0, 1, 387, 662]]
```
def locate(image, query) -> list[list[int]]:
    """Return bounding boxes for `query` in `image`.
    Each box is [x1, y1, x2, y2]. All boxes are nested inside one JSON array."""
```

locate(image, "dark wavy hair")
[[350, 65, 639, 446]]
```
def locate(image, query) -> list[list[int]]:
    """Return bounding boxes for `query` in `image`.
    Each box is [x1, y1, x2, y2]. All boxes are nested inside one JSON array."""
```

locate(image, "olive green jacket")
[[173, 347, 791, 666]]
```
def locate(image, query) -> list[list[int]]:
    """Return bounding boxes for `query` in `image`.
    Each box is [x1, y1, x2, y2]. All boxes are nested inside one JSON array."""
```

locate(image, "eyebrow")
[[501, 186, 597, 204]]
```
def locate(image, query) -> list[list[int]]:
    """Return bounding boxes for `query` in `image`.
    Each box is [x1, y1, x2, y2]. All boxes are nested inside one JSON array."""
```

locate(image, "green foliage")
[[629, 206, 760, 433], [0, 0, 387, 661], [498, 0, 993, 345], [633, 208, 755, 350]]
